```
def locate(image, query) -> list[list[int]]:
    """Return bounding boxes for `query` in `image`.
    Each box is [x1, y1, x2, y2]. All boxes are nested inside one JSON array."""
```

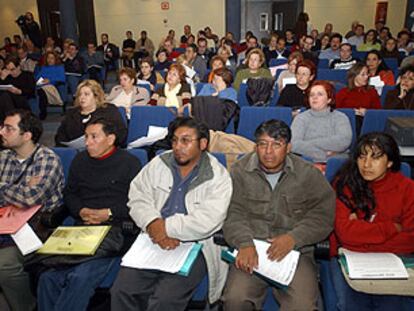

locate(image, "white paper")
[[11, 223, 43, 256], [342, 248, 408, 279], [136, 79, 151, 85], [270, 64, 288, 77], [0, 84, 13, 91], [61, 135, 85, 150], [127, 126, 168, 149], [282, 77, 297, 88], [36, 77, 46, 86], [233, 239, 300, 286], [368, 76, 385, 95], [121, 233, 194, 273]]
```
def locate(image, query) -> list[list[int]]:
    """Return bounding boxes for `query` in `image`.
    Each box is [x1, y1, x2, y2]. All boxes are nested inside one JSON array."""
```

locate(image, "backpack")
[[246, 78, 274, 106]]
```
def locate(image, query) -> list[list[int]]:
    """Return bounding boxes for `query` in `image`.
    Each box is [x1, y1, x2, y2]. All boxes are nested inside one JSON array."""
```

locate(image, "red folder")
[[0, 205, 42, 234]]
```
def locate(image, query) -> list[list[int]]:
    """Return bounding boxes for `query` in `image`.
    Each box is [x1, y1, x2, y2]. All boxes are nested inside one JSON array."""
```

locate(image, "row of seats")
[[121, 106, 414, 146]]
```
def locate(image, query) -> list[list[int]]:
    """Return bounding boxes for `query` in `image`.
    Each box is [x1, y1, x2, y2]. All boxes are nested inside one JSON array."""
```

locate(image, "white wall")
[[0, 0, 39, 42], [93, 0, 225, 48], [305, 0, 407, 36]]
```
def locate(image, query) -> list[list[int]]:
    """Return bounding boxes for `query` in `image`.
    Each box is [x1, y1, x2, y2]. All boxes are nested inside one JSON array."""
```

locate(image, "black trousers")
[[110, 253, 207, 311], [0, 92, 29, 122]]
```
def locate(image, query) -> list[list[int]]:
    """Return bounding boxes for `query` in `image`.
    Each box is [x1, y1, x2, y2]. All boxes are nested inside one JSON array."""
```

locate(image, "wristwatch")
[[107, 209, 113, 222]]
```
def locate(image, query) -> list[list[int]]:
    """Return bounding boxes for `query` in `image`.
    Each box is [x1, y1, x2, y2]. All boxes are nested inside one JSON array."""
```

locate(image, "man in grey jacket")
[[222, 119, 335, 311], [111, 117, 232, 310]]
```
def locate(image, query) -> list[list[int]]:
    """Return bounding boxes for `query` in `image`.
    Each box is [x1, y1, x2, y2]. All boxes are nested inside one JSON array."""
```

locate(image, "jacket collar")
[[160, 151, 214, 189]]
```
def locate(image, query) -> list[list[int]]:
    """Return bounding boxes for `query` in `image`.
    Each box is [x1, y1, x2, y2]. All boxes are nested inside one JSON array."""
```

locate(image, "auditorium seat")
[[360, 109, 414, 135]]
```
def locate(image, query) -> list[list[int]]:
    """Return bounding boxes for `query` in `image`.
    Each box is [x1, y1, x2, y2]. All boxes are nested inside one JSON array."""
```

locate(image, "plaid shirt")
[[0, 144, 64, 209], [0, 145, 64, 246]]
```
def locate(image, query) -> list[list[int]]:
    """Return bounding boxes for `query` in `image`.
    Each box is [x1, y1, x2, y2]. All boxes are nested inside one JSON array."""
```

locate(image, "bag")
[[246, 78, 274, 106]]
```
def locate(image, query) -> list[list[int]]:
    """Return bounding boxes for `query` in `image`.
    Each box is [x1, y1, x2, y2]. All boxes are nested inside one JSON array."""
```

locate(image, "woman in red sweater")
[[336, 63, 381, 133], [329, 132, 414, 310], [366, 50, 395, 86]]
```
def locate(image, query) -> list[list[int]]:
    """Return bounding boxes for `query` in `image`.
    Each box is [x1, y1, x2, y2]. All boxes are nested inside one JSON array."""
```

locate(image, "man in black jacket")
[[36, 118, 141, 311], [97, 33, 120, 73]]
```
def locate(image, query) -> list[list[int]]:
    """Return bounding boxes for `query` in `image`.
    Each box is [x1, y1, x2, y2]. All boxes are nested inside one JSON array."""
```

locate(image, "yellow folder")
[[37, 225, 111, 255]]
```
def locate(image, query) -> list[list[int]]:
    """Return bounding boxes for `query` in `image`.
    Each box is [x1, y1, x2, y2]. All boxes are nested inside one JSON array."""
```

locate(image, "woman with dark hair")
[[357, 29, 381, 52], [277, 59, 316, 109], [380, 38, 401, 64], [384, 65, 414, 109], [149, 63, 191, 111], [291, 80, 352, 162], [198, 67, 237, 102], [366, 50, 395, 85], [329, 132, 414, 310]]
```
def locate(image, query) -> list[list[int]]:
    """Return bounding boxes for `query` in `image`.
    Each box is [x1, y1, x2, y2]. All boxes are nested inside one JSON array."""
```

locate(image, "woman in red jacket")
[[330, 132, 414, 310]]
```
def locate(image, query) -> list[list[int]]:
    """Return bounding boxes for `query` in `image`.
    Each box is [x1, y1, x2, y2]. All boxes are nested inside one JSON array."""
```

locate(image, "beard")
[[174, 156, 190, 167]]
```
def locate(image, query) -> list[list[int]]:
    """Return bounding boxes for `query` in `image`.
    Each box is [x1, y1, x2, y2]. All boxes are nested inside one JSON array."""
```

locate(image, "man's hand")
[[146, 218, 167, 243], [157, 237, 180, 250], [79, 207, 110, 224], [1, 69, 10, 80], [8, 86, 22, 95], [235, 246, 258, 274], [267, 234, 295, 262]]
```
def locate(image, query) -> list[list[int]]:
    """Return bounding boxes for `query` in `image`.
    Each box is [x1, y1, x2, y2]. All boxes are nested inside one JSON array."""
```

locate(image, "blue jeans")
[[37, 257, 117, 311], [329, 259, 412, 311]]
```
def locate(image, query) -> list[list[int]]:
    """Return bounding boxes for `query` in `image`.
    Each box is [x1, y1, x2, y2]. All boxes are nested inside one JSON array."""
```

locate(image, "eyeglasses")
[[171, 136, 199, 146], [256, 140, 285, 150], [0, 124, 18, 134]]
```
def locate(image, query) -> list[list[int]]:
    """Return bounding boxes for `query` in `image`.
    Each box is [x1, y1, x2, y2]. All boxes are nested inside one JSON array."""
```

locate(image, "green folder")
[[339, 254, 414, 274], [37, 225, 111, 255], [178, 243, 203, 276]]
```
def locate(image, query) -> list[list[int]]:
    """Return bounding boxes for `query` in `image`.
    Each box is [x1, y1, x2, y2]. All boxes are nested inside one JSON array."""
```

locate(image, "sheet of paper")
[[121, 233, 195, 273], [127, 126, 168, 149], [0, 84, 13, 91], [36, 77, 46, 86], [232, 239, 300, 286], [0, 205, 42, 234], [136, 79, 151, 85], [282, 77, 297, 88], [343, 248, 408, 279], [11, 223, 43, 255], [61, 135, 85, 150], [368, 76, 385, 95], [269, 64, 288, 77]]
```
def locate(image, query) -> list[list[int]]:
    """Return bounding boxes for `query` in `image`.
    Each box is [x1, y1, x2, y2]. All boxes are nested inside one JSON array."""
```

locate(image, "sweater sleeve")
[[369, 88, 381, 109]]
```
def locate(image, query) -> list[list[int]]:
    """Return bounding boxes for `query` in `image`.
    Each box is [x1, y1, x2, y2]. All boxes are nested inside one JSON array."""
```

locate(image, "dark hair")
[[330, 33, 343, 42], [335, 132, 401, 220], [187, 43, 198, 53], [397, 30, 411, 39], [340, 43, 352, 50], [347, 62, 368, 89], [363, 29, 379, 44], [156, 48, 168, 57], [4, 56, 20, 67], [197, 37, 207, 45], [5, 109, 43, 143], [140, 56, 154, 68], [254, 119, 291, 143], [400, 64, 414, 76], [213, 67, 233, 87], [209, 55, 225, 68], [86, 117, 119, 146], [365, 50, 389, 75], [169, 117, 210, 146], [68, 42, 78, 49], [296, 59, 317, 80]]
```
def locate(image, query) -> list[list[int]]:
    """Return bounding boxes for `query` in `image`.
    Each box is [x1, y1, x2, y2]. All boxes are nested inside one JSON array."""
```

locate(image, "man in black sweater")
[[36, 118, 141, 311], [0, 57, 35, 121]]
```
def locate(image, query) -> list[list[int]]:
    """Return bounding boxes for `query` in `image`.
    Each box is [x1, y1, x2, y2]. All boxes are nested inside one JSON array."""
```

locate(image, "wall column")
[[59, 0, 78, 43], [226, 0, 241, 42]]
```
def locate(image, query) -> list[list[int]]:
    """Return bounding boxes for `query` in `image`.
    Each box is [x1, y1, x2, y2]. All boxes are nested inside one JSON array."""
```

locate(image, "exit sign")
[[161, 2, 169, 10]]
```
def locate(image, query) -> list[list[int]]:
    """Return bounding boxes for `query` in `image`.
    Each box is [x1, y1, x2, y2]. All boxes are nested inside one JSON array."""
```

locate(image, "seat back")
[[380, 85, 395, 107], [237, 83, 250, 107], [316, 69, 347, 85], [127, 106, 176, 143], [127, 148, 148, 166], [237, 107, 292, 141], [337, 108, 357, 146], [51, 147, 78, 180], [360, 109, 414, 135]]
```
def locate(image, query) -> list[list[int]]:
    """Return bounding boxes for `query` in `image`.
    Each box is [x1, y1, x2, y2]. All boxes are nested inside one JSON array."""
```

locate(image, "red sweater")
[[330, 172, 414, 257], [336, 87, 381, 110]]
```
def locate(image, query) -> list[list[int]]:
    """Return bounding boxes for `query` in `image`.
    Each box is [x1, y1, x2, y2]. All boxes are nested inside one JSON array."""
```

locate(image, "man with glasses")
[[111, 117, 232, 311], [0, 109, 64, 311], [222, 119, 335, 310]]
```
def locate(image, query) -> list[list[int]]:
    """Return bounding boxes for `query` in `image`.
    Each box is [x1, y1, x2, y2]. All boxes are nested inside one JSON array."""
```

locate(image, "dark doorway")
[[37, 0, 97, 47]]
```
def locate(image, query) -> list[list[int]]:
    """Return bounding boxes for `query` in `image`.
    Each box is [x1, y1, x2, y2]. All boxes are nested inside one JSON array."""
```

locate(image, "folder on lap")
[[37, 225, 111, 255], [0, 205, 42, 234]]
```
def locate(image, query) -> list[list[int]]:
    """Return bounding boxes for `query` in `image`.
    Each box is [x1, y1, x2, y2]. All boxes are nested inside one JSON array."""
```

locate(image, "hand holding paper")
[[267, 234, 296, 262], [235, 246, 258, 274]]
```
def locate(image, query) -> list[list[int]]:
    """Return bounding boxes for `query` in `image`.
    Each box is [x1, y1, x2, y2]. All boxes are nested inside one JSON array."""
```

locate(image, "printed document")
[[127, 126, 168, 149], [61, 135, 85, 150], [121, 233, 195, 273], [342, 248, 408, 279], [11, 223, 43, 255]]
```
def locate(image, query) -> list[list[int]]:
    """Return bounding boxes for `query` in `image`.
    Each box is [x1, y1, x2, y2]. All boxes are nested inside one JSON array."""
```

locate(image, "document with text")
[[121, 233, 195, 274], [342, 248, 409, 280]]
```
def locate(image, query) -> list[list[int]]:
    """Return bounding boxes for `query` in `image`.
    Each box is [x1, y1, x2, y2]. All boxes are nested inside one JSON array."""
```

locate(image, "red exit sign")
[[161, 2, 169, 10]]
